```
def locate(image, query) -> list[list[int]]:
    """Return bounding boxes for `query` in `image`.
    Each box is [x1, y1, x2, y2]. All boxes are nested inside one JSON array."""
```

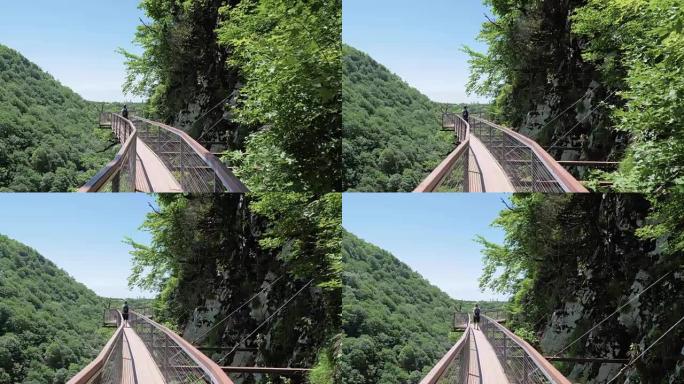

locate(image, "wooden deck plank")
[[467, 331, 481, 384], [121, 333, 136, 384], [471, 327, 509, 383], [123, 327, 166, 384], [135, 139, 182, 193], [469, 135, 515, 192]]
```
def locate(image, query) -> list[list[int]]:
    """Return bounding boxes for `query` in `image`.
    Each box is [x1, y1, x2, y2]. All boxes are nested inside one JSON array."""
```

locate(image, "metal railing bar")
[[68, 310, 124, 384], [133, 116, 248, 193]]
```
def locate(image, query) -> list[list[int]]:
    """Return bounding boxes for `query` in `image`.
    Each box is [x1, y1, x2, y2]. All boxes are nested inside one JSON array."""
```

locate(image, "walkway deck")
[[123, 327, 166, 384], [135, 139, 182, 193], [122, 332, 136, 384], [469, 135, 515, 192], [471, 326, 508, 383], [467, 330, 481, 384]]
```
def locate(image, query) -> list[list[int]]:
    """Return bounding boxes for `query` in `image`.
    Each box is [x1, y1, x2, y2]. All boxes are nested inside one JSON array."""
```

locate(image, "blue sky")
[[0, 194, 156, 298], [0, 0, 145, 101], [343, 0, 492, 104], [343, 193, 511, 302]]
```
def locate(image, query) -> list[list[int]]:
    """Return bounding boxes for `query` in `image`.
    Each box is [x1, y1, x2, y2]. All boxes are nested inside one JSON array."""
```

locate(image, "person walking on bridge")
[[122, 301, 130, 328], [121, 104, 129, 119], [462, 105, 469, 123], [473, 304, 481, 330]]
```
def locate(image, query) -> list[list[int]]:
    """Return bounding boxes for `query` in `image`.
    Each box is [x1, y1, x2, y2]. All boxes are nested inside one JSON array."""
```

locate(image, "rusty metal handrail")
[[133, 116, 248, 193], [481, 315, 571, 384], [130, 311, 234, 384], [68, 309, 124, 384], [471, 117, 587, 193], [419, 315, 472, 384], [79, 113, 137, 192], [415, 114, 472, 192]]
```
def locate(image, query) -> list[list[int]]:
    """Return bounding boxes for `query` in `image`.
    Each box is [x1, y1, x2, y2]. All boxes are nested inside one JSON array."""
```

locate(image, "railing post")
[[178, 137, 184, 188], [503, 336, 507, 367], [162, 333, 169, 378], [529, 148, 536, 192], [463, 147, 470, 192]]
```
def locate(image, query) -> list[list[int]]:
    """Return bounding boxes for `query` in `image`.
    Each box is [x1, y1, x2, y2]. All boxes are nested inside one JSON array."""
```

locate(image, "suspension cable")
[[190, 275, 284, 345], [196, 95, 231, 124], [552, 270, 673, 357], [197, 115, 227, 143], [537, 89, 595, 138], [605, 314, 684, 384], [216, 279, 314, 365], [547, 90, 617, 150]]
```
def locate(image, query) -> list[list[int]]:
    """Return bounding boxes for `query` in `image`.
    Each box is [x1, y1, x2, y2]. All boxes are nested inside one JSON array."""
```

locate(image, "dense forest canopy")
[[0, 44, 116, 192], [120, 0, 341, 193], [125, 193, 342, 384], [0, 235, 109, 383], [342, 44, 489, 192], [478, 194, 684, 382], [339, 231, 504, 384], [466, 0, 684, 192], [342, 45, 450, 192]]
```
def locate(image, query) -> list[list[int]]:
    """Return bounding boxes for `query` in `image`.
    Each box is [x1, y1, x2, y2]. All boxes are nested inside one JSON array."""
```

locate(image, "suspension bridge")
[[79, 113, 248, 193], [421, 312, 572, 384], [414, 114, 591, 193], [68, 307, 311, 384]]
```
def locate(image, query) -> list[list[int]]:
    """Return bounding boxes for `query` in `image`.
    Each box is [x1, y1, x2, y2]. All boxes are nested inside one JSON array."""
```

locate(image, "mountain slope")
[[0, 44, 115, 192], [339, 231, 459, 384], [342, 45, 453, 192], [0, 234, 109, 383]]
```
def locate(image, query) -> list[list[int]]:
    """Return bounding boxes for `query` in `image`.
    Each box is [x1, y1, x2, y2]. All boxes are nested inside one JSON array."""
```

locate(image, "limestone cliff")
[[531, 195, 683, 383]]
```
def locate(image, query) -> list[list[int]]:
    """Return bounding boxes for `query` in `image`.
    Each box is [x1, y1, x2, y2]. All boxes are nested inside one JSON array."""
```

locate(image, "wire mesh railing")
[[480, 315, 571, 384], [68, 309, 124, 384], [80, 113, 137, 192], [470, 117, 587, 193], [99, 112, 112, 127], [132, 117, 248, 193], [420, 318, 471, 384], [453, 312, 470, 329], [415, 114, 473, 192], [129, 311, 234, 384]]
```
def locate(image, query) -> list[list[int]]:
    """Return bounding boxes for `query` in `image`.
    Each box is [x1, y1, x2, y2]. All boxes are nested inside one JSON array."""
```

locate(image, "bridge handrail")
[[414, 114, 471, 192], [68, 309, 124, 384], [481, 315, 571, 384], [471, 117, 587, 193], [79, 113, 137, 192], [133, 116, 248, 193], [130, 310, 234, 384], [419, 315, 471, 384]]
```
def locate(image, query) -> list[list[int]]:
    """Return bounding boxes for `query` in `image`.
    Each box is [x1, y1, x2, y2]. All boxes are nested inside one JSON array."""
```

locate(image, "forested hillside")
[[339, 232, 460, 383], [120, 0, 341, 193], [0, 235, 109, 383], [125, 193, 342, 384], [0, 44, 115, 192], [342, 45, 454, 192], [478, 194, 684, 382], [466, 0, 684, 191]]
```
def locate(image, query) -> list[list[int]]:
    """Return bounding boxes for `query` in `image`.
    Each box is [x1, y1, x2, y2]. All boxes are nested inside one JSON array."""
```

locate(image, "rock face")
[[534, 195, 684, 383], [495, 1, 625, 180], [153, 0, 245, 150], [164, 196, 330, 384]]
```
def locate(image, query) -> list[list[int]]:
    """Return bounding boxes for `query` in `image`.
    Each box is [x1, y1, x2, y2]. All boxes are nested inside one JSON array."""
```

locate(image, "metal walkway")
[[420, 314, 572, 384], [414, 114, 588, 193], [79, 113, 248, 193], [68, 309, 234, 384]]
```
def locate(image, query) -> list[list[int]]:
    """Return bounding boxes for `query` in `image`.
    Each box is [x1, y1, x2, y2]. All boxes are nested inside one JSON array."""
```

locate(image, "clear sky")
[[343, 193, 511, 302], [0, 0, 145, 102], [0, 194, 156, 298], [343, 0, 492, 104]]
